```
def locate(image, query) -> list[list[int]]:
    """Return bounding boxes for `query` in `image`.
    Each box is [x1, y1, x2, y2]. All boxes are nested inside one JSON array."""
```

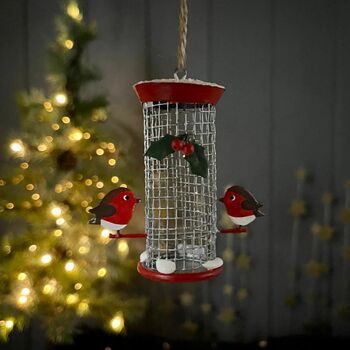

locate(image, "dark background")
[[1, 0, 350, 348]]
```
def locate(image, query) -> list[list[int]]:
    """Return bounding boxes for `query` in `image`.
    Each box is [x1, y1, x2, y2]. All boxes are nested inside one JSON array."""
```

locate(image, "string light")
[[96, 148, 104, 156], [43, 101, 53, 112], [21, 288, 31, 296], [120, 183, 127, 188], [74, 283, 82, 290], [9, 140, 25, 156], [28, 244, 37, 252], [85, 179, 92, 186], [54, 93, 67, 106], [42, 283, 55, 295], [68, 129, 83, 141], [64, 260, 75, 272], [4, 319, 14, 330], [21, 201, 32, 209], [26, 184, 34, 191], [110, 312, 124, 333], [117, 240, 129, 258], [45, 136, 53, 143], [101, 229, 110, 238], [56, 218, 65, 226], [6, 203, 14, 210], [51, 123, 60, 131], [83, 132, 91, 139], [97, 268, 107, 278], [79, 246, 89, 254], [97, 192, 105, 199], [54, 229, 63, 237], [77, 300, 89, 315], [17, 295, 28, 305], [64, 39, 74, 49], [66, 293, 79, 305], [31, 193, 40, 200], [108, 159, 116, 166], [62, 116, 71, 124], [67, 2, 82, 20], [37, 143, 48, 152], [17, 273, 27, 281], [20, 162, 29, 169], [81, 200, 88, 207], [111, 176, 119, 184], [107, 143, 115, 150], [96, 181, 104, 189], [50, 206, 62, 217], [40, 254, 52, 265]]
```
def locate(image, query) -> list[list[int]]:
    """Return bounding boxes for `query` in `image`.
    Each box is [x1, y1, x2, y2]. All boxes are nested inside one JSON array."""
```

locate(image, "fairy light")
[[20, 162, 29, 169], [17, 295, 28, 305], [54, 229, 63, 237], [85, 179, 92, 186], [96, 148, 104, 156], [107, 143, 115, 150], [28, 244, 37, 252], [79, 246, 89, 254], [85, 206, 92, 213], [54, 93, 67, 106], [9, 140, 25, 155], [34, 199, 43, 207], [56, 218, 65, 226], [66, 293, 79, 305], [96, 181, 104, 189], [77, 300, 89, 315], [67, 2, 82, 20], [22, 201, 32, 209], [42, 284, 54, 295], [66, 181, 73, 189], [97, 192, 105, 199], [110, 313, 124, 333], [117, 240, 129, 257], [81, 200, 88, 207], [55, 184, 63, 193], [101, 229, 110, 239], [4, 319, 14, 330], [62, 116, 71, 124], [111, 176, 119, 184], [37, 143, 48, 152], [17, 273, 27, 281], [120, 183, 127, 188], [6, 203, 14, 210], [51, 206, 62, 217], [108, 159, 116, 166], [51, 123, 60, 131], [31, 193, 40, 200], [40, 253, 52, 265], [21, 288, 30, 296], [0, 179, 6, 186], [74, 283, 82, 290], [68, 129, 83, 141], [45, 136, 53, 143], [43, 101, 53, 112], [97, 267, 107, 278], [26, 184, 34, 191], [65, 39, 74, 49], [83, 132, 91, 139], [65, 260, 75, 272]]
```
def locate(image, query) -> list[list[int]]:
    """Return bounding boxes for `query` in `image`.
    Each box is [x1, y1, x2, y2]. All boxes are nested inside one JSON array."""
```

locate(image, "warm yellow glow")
[[78, 246, 89, 254], [68, 129, 83, 141], [20, 162, 29, 169], [26, 184, 34, 191], [83, 132, 91, 139], [21, 288, 30, 296], [67, 2, 82, 20], [17, 273, 27, 281], [51, 123, 60, 131], [6, 203, 14, 210], [31, 193, 40, 200], [56, 218, 65, 226], [97, 192, 105, 199], [85, 179, 92, 186], [81, 200, 88, 207], [5, 319, 14, 330], [117, 240, 129, 257], [120, 183, 127, 188], [77, 300, 89, 315], [37, 143, 48, 152], [22, 201, 32, 209], [111, 176, 119, 184], [0, 179, 5, 186], [54, 93, 67, 106], [17, 295, 28, 305], [28, 244, 37, 252], [51, 207, 62, 217], [108, 159, 116, 166], [74, 283, 82, 290], [9, 140, 24, 155], [55, 184, 63, 193], [42, 284, 54, 295], [65, 260, 75, 272], [34, 199, 43, 207], [110, 313, 124, 333], [41, 254, 52, 265], [107, 143, 115, 150], [62, 116, 71, 124], [96, 148, 104, 156], [97, 267, 107, 278], [85, 206, 92, 213], [43, 101, 53, 112], [101, 229, 110, 238], [45, 136, 53, 143], [66, 293, 79, 305], [96, 181, 104, 189], [65, 39, 74, 49], [66, 181, 73, 189], [54, 229, 63, 237]]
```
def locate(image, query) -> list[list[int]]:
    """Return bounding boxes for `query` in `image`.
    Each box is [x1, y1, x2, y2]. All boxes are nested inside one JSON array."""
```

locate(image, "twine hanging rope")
[[175, 0, 188, 79]]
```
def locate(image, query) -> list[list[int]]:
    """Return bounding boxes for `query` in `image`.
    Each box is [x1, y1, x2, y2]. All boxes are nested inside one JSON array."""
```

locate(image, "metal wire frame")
[[143, 101, 218, 273]]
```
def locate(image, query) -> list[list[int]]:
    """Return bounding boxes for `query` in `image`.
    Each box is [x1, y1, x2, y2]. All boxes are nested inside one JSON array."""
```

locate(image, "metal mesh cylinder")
[[134, 80, 224, 279]]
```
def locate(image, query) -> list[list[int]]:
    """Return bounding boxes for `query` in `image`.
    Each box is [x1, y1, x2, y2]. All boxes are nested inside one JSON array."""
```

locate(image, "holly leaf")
[[145, 134, 176, 161], [185, 143, 208, 178]]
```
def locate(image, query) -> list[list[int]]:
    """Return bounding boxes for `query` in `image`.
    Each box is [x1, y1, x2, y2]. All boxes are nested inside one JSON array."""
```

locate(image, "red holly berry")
[[171, 138, 185, 152], [181, 143, 195, 156]]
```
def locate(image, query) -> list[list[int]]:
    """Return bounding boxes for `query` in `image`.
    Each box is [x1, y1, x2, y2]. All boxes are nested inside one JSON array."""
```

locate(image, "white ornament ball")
[[140, 250, 148, 263], [156, 259, 176, 274]]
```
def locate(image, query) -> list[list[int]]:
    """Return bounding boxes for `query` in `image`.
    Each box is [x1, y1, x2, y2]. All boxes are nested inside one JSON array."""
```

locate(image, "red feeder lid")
[[133, 79, 225, 105]]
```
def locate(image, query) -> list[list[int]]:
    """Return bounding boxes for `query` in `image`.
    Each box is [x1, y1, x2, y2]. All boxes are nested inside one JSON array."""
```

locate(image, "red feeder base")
[[109, 233, 147, 239], [220, 228, 247, 234], [137, 262, 223, 283]]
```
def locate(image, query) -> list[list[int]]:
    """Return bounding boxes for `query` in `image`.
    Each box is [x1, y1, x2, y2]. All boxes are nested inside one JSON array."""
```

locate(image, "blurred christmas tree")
[[0, 0, 145, 343]]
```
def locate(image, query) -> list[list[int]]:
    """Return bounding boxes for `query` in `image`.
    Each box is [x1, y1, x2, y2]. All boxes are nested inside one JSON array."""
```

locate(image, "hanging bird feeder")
[[133, 0, 225, 282]]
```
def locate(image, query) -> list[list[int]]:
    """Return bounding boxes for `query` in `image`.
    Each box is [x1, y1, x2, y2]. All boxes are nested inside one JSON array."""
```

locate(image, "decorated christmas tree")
[[0, 0, 144, 342]]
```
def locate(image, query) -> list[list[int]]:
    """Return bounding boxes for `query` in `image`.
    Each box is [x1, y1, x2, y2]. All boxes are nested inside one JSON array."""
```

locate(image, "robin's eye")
[[230, 195, 236, 201], [123, 195, 130, 201]]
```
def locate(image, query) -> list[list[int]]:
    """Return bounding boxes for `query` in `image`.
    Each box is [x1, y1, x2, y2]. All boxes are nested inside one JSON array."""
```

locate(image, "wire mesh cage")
[[134, 79, 225, 282]]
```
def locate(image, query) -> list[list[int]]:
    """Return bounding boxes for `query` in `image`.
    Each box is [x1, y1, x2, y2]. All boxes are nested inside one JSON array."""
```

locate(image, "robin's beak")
[[136, 198, 141, 203], [219, 197, 224, 202]]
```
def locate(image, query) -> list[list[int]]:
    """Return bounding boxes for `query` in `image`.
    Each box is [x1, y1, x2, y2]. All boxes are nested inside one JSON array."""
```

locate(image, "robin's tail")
[[88, 217, 100, 225]]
